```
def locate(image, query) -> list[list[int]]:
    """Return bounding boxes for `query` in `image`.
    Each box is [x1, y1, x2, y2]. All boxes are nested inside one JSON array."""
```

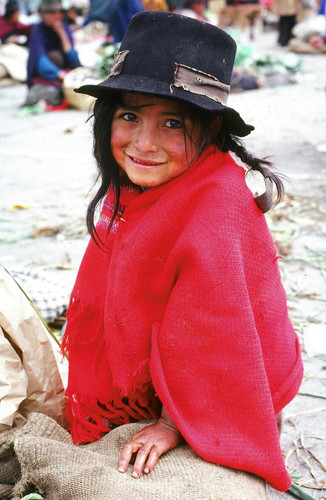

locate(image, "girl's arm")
[[118, 405, 184, 478]]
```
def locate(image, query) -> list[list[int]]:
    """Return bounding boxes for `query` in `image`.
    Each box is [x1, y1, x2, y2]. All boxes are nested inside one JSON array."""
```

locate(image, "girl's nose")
[[134, 122, 159, 153]]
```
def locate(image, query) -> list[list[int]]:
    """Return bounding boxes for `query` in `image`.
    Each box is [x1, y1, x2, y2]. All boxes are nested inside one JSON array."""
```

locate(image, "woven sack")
[[8, 412, 267, 500], [0, 424, 23, 498]]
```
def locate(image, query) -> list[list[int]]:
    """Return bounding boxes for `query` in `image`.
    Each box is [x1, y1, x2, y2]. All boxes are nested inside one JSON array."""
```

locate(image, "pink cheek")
[[111, 130, 122, 151], [111, 128, 129, 147]]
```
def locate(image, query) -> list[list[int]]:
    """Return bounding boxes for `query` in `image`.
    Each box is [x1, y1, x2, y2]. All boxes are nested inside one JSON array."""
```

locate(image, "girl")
[[62, 11, 303, 493]]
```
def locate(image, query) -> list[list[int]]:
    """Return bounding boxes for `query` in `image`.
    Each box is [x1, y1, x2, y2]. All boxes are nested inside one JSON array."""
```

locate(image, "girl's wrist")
[[159, 406, 181, 433]]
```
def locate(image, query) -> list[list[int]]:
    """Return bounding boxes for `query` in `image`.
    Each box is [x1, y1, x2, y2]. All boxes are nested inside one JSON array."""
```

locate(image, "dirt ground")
[[0, 28, 325, 499]]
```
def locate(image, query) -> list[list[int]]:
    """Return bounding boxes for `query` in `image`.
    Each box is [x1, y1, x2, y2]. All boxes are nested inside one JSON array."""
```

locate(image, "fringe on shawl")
[[62, 297, 155, 391], [61, 183, 162, 443], [66, 392, 162, 443], [62, 298, 162, 443]]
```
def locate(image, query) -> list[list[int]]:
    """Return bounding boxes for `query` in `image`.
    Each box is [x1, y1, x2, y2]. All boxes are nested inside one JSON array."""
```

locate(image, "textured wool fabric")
[[8, 412, 267, 500], [62, 146, 303, 491]]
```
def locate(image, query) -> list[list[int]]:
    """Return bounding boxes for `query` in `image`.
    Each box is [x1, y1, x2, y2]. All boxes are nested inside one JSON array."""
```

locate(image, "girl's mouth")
[[128, 155, 165, 169]]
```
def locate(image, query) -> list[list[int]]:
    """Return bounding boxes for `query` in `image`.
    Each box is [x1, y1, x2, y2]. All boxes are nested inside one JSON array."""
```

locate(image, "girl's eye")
[[121, 112, 138, 122], [165, 119, 182, 129]]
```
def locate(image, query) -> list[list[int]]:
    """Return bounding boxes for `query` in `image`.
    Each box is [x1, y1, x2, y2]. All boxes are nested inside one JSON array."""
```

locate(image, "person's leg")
[[287, 14, 296, 43], [278, 15, 296, 46], [24, 83, 63, 106], [247, 6, 261, 40], [47, 50, 65, 68]]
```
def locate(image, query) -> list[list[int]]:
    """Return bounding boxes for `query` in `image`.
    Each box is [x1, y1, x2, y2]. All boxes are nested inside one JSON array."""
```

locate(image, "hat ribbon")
[[172, 63, 230, 105]]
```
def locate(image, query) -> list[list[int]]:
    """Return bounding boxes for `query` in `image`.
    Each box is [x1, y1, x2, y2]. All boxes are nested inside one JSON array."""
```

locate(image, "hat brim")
[[75, 76, 254, 137]]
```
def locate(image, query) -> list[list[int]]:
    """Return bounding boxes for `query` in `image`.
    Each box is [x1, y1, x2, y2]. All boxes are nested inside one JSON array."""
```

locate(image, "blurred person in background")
[[319, 0, 326, 14], [24, 0, 81, 107], [63, 5, 82, 30], [308, 0, 326, 49], [288, 0, 326, 52], [165, 0, 183, 10], [142, 0, 169, 11], [84, 0, 144, 44], [272, 0, 301, 46], [178, 0, 211, 22], [219, 0, 261, 39], [0, 0, 31, 44], [109, 0, 143, 42]]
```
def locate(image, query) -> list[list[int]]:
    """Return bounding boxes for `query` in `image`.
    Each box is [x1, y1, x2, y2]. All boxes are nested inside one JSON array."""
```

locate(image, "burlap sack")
[[6, 413, 267, 500], [0, 425, 21, 498]]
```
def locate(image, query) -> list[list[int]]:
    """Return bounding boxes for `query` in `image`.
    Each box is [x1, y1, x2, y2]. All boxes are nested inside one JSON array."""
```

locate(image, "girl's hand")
[[118, 407, 183, 478]]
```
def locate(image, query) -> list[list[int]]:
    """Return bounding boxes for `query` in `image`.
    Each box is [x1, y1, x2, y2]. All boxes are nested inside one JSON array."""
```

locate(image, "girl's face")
[[111, 93, 200, 187]]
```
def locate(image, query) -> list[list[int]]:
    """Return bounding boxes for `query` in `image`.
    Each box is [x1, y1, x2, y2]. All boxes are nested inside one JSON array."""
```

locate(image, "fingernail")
[[144, 467, 150, 474], [132, 471, 139, 478], [118, 467, 125, 473]]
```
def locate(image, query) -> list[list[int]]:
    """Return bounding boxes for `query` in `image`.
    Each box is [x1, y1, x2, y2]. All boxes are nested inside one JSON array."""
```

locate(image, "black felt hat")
[[76, 11, 254, 137]]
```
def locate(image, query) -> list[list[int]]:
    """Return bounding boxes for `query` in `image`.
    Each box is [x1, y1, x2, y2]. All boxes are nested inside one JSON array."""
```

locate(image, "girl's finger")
[[143, 446, 160, 474], [118, 441, 143, 473], [132, 443, 154, 478]]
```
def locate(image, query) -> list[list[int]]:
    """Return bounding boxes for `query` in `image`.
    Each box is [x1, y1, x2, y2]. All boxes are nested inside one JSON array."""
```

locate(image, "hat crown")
[[39, 0, 63, 12], [75, 12, 254, 137], [117, 12, 236, 88]]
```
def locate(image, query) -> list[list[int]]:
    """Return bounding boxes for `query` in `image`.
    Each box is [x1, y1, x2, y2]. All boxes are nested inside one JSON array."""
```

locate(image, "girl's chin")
[[128, 175, 163, 188], [123, 168, 168, 188]]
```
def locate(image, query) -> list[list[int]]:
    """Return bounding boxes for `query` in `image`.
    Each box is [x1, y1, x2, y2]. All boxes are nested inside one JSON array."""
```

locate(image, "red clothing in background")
[[0, 16, 31, 43]]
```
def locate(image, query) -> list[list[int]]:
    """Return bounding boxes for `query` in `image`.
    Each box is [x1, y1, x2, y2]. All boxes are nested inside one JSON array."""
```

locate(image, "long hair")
[[87, 92, 284, 244], [86, 93, 121, 245]]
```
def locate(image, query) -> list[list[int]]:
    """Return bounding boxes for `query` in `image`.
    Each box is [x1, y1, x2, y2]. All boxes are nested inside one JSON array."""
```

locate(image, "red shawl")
[[62, 146, 303, 491]]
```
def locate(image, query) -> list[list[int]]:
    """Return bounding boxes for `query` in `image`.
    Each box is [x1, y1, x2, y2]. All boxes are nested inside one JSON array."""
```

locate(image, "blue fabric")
[[87, 0, 121, 24], [27, 21, 80, 86], [86, 0, 143, 42], [36, 49, 79, 80], [318, 0, 326, 15], [111, 0, 143, 43], [66, 47, 80, 66], [36, 53, 60, 80]]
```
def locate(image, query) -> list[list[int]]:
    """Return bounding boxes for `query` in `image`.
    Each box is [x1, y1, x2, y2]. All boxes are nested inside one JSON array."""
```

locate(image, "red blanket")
[[63, 146, 303, 491]]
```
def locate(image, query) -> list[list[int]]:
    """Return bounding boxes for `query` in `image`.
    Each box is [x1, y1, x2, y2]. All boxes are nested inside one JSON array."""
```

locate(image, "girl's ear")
[[210, 115, 222, 133]]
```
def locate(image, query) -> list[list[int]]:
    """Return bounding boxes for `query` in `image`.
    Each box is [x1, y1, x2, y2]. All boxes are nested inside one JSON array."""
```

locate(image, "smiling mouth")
[[128, 155, 165, 168]]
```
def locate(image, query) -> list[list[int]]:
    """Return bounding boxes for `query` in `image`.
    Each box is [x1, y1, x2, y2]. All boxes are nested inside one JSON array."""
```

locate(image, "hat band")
[[108, 52, 230, 106], [109, 50, 130, 77], [172, 63, 230, 105]]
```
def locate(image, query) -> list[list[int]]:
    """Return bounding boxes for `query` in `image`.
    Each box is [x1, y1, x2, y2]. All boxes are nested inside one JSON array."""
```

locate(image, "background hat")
[[76, 11, 254, 136], [184, 0, 207, 4], [4, 0, 19, 18], [39, 0, 64, 13]]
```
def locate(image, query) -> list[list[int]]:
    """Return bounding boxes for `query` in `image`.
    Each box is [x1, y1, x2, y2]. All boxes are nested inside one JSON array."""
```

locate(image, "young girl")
[[62, 11, 303, 493]]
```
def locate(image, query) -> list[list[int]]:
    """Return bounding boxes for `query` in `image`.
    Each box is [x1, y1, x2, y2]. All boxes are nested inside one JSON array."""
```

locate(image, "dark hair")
[[87, 92, 284, 245], [86, 93, 121, 246], [4, 0, 19, 19]]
